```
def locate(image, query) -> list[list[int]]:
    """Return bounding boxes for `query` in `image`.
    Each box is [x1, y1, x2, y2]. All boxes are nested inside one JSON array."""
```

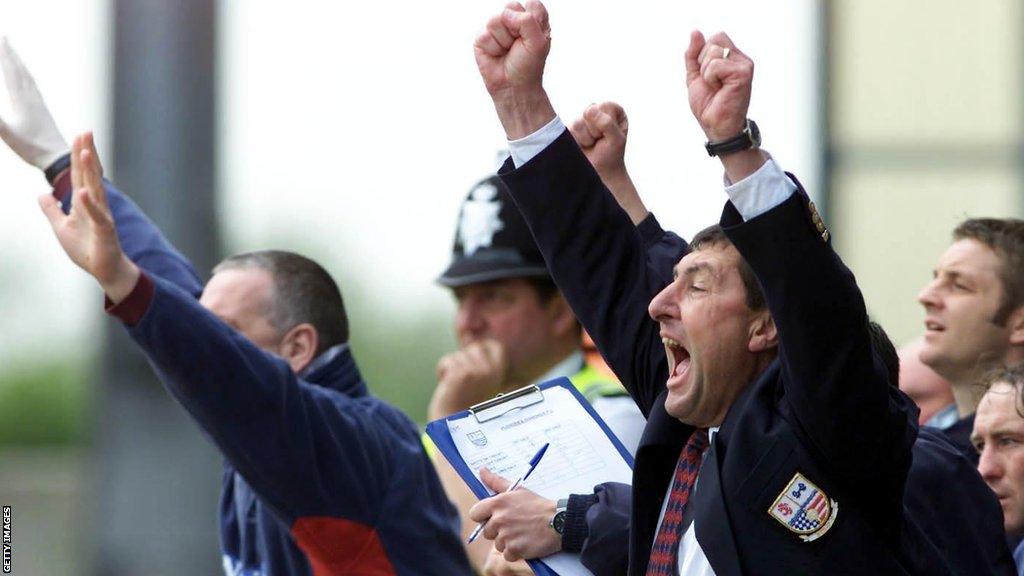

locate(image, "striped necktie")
[[646, 429, 710, 575]]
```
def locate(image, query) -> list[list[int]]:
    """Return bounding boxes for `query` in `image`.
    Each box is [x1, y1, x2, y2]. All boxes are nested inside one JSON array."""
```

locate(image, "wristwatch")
[[704, 118, 761, 157], [549, 498, 569, 535]]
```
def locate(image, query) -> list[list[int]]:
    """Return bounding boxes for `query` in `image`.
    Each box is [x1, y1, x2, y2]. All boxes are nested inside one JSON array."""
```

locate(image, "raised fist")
[[569, 102, 629, 182], [474, 1, 551, 101], [570, 102, 648, 225], [475, 1, 556, 139], [684, 31, 753, 142]]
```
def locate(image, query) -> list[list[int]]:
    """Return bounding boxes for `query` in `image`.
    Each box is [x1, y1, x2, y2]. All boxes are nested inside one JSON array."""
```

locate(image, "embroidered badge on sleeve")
[[768, 472, 838, 542]]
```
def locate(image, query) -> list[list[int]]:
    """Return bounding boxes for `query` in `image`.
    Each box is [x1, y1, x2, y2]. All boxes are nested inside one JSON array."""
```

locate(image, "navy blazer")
[[572, 217, 1014, 575], [500, 131, 925, 575]]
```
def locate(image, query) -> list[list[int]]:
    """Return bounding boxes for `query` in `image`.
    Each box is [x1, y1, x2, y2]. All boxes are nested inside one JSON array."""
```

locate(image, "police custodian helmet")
[[436, 175, 551, 287]]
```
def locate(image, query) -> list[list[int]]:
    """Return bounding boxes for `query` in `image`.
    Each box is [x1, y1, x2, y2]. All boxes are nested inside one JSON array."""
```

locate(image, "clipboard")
[[426, 377, 634, 576]]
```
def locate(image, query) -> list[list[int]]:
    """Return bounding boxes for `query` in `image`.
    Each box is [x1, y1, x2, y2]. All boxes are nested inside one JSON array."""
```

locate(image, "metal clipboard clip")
[[469, 384, 545, 423]]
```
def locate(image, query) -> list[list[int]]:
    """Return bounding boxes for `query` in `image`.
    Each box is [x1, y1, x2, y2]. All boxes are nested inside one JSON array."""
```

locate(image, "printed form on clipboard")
[[425, 377, 634, 576]]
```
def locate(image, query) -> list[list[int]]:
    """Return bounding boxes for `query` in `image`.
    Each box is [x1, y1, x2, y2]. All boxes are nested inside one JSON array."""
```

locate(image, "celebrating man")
[[2, 42, 470, 575], [472, 100, 1014, 575], [470, 2, 928, 573]]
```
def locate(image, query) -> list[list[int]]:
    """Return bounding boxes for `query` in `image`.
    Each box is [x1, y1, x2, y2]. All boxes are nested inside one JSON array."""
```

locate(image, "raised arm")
[[475, 1, 673, 412], [38, 135, 405, 528], [568, 101, 687, 287], [685, 31, 916, 486], [0, 41, 200, 295], [465, 98, 689, 571], [568, 102, 647, 225]]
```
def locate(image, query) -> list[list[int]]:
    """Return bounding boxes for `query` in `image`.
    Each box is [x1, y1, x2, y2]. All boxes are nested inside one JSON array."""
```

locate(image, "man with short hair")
[[872, 324, 1015, 575], [1, 44, 470, 575], [476, 98, 1015, 575], [470, 2, 929, 572], [40, 137, 470, 576], [972, 364, 1024, 574], [427, 175, 645, 572], [919, 218, 1024, 459]]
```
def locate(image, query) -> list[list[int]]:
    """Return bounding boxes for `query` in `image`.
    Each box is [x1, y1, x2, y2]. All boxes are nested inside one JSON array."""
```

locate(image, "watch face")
[[552, 511, 566, 534], [748, 119, 762, 147]]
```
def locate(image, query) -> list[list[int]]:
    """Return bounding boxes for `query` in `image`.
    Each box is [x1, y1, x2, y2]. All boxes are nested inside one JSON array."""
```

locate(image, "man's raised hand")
[[684, 31, 753, 143], [570, 102, 648, 224], [0, 39, 69, 170], [475, 1, 556, 140], [569, 103, 628, 179], [685, 31, 766, 182], [39, 132, 138, 303]]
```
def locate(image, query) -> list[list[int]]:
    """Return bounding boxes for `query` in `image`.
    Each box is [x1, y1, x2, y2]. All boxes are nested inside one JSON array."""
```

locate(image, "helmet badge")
[[458, 181, 505, 256]]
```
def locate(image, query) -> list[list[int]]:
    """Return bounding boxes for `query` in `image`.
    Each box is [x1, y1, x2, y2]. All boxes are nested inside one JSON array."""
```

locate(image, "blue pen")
[[467, 442, 550, 544]]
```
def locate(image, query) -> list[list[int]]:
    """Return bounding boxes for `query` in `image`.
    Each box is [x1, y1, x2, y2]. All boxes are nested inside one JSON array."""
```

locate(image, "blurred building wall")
[[828, 0, 1023, 346]]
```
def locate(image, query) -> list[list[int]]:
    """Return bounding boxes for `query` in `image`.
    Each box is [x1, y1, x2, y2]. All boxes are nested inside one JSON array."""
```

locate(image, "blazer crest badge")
[[768, 472, 838, 542]]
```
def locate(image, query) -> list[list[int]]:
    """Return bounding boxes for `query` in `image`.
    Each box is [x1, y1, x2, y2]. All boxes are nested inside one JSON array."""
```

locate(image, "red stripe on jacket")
[[291, 516, 397, 576]]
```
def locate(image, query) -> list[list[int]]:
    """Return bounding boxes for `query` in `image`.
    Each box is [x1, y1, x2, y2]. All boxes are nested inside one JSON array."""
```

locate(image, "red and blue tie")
[[646, 429, 710, 575]]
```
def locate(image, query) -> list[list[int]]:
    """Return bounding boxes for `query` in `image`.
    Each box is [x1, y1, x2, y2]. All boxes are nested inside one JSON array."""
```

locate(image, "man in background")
[[918, 218, 1024, 461], [426, 174, 645, 572], [0, 43, 470, 575], [899, 337, 957, 427], [973, 364, 1024, 575]]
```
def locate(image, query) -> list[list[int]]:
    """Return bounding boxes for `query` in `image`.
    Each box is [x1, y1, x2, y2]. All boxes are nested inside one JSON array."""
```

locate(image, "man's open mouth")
[[663, 337, 692, 379]]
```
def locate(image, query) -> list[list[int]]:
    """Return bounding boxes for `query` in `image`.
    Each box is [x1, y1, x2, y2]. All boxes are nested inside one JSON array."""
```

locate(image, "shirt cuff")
[[52, 168, 72, 211], [105, 272, 155, 327], [722, 158, 797, 221], [45, 153, 71, 185], [562, 492, 597, 553], [508, 115, 565, 168]]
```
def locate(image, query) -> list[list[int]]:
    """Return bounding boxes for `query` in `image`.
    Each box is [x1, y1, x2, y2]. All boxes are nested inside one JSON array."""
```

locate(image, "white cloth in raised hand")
[[0, 38, 69, 170]]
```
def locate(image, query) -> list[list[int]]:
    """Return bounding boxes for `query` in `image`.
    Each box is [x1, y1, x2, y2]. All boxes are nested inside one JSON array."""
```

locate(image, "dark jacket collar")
[[299, 344, 368, 398]]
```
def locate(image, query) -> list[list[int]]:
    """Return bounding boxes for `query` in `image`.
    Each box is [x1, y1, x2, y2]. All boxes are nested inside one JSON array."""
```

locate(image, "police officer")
[[427, 175, 645, 572]]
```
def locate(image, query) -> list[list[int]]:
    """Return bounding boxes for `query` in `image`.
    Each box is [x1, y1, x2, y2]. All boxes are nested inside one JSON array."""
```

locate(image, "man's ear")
[[547, 295, 579, 338], [280, 323, 319, 373], [1008, 306, 1024, 347], [748, 311, 778, 353]]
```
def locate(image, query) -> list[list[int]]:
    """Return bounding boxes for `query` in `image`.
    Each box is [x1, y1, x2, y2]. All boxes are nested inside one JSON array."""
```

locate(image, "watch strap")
[[705, 119, 760, 157]]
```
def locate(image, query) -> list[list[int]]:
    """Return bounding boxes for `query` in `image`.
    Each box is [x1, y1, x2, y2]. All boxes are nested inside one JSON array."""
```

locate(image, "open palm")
[[40, 132, 130, 289]]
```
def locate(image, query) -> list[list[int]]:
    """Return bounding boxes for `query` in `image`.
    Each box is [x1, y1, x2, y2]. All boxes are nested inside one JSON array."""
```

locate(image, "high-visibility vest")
[[569, 363, 629, 403]]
